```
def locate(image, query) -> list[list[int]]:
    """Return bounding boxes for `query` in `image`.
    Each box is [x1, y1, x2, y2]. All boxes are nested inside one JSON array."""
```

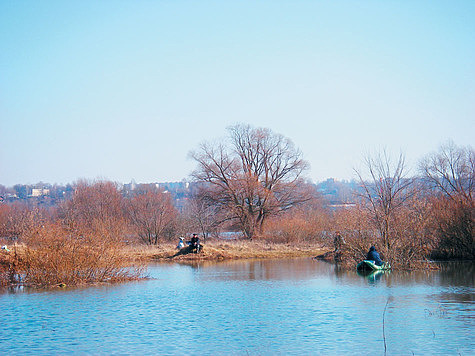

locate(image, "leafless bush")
[[0, 202, 47, 240], [124, 187, 178, 245], [0, 181, 146, 288], [0, 247, 21, 287], [428, 198, 473, 259], [21, 223, 144, 287], [332, 206, 376, 267], [420, 142, 474, 259], [182, 190, 221, 240], [263, 203, 331, 243], [59, 180, 128, 242], [333, 198, 436, 269]]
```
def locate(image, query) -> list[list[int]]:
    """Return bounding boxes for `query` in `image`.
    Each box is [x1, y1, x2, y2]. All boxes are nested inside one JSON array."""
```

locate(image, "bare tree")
[[420, 142, 474, 258], [125, 187, 177, 245], [355, 150, 414, 251], [60, 180, 126, 240], [190, 124, 311, 239], [0, 202, 46, 240], [184, 189, 220, 240], [420, 141, 474, 206]]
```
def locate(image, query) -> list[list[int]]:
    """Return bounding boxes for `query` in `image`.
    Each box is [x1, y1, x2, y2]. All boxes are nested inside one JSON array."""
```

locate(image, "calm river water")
[[1, 259, 473, 355]]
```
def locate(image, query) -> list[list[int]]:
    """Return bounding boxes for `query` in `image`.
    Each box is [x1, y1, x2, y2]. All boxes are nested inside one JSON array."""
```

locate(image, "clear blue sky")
[[1, 1, 473, 186]]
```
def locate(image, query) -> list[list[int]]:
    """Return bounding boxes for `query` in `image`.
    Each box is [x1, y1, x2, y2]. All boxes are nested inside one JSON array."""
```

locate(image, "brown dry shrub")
[[21, 223, 145, 287], [0, 248, 21, 287], [0, 203, 47, 239], [0, 204, 10, 237], [59, 180, 129, 242], [263, 206, 331, 243], [429, 198, 474, 259], [333, 203, 437, 270], [331, 207, 375, 268]]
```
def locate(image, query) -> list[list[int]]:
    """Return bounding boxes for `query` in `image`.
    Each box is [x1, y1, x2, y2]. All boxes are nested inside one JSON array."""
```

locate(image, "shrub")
[[21, 223, 144, 287], [429, 198, 474, 259], [263, 206, 331, 243], [333, 202, 437, 270]]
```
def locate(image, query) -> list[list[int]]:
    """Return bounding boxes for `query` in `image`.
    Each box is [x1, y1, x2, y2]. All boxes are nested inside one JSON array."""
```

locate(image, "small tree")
[[184, 189, 220, 240], [60, 180, 126, 240], [420, 142, 474, 259], [0, 202, 46, 240], [420, 141, 474, 206], [355, 150, 414, 253], [125, 187, 177, 245]]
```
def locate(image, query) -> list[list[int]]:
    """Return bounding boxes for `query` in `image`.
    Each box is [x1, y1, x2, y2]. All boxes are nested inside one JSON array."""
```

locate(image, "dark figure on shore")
[[366, 246, 383, 266], [333, 232, 345, 253], [332, 231, 345, 262], [189, 234, 201, 253]]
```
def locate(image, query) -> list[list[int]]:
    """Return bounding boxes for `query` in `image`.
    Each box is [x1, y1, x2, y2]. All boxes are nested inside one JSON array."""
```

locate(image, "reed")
[[19, 223, 145, 287], [0, 248, 20, 287]]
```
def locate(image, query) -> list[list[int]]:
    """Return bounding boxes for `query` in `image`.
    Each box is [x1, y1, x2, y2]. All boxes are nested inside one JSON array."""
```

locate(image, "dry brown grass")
[[122, 239, 328, 262], [2, 223, 146, 288]]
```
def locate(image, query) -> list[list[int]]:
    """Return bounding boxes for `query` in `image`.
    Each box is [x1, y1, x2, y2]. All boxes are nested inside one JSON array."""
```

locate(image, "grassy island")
[[124, 240, 329, 262]]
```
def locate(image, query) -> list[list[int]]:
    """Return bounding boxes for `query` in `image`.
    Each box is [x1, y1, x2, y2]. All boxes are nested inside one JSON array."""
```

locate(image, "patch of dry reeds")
[[0, 248, 20, 287], [263, 207, 331, 244], [20, 223, 145, 287]]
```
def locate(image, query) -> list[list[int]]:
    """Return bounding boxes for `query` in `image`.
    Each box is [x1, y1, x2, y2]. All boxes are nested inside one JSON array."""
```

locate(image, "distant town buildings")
[[30, 188, 50, 197], [0, 179, 359, 209]]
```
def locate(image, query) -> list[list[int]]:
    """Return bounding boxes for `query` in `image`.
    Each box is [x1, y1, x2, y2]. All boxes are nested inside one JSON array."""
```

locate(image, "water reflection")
[[177, 257, 346, 281], [438, 261, 475, 286], [356, 269, 390, 284]]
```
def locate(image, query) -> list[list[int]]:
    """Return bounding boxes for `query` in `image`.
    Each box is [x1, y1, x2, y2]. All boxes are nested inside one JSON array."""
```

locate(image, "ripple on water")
[[0, 259, 473, 354]]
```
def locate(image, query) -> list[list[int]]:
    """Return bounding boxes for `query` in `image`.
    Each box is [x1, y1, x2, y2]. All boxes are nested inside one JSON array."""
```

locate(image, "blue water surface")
[[0, 259, 473, 355]]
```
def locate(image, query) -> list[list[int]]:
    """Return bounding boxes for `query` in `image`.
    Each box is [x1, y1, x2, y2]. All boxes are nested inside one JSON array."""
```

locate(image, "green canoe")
[[356, 260, 391, 271]]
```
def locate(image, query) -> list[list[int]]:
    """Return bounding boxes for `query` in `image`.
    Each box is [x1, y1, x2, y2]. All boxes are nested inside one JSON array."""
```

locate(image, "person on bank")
[[366, 246, 383, 266], [177, 237, 185, 250], [189, 233, 200, 253], [333, 231, 345, 254]]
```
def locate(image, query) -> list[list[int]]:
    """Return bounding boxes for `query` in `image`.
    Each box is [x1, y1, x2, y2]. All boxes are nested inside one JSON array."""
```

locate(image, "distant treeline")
[[0, 179, 357, 211]]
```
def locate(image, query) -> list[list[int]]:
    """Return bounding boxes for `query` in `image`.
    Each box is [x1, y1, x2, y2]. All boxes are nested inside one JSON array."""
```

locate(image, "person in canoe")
[[366, 246, 383, 266]]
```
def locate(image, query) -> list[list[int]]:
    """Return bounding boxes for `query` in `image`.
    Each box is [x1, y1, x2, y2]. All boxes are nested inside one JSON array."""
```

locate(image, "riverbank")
[[122, 240, 329, 262], [1, 240, 328, 288]]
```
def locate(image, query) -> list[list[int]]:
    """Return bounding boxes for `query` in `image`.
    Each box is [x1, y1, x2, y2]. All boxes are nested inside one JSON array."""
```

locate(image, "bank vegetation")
[[0, 126, 473, 287]]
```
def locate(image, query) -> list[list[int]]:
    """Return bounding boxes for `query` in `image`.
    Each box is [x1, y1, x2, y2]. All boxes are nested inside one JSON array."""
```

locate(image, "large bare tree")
[[190, 124, 311, 239]]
